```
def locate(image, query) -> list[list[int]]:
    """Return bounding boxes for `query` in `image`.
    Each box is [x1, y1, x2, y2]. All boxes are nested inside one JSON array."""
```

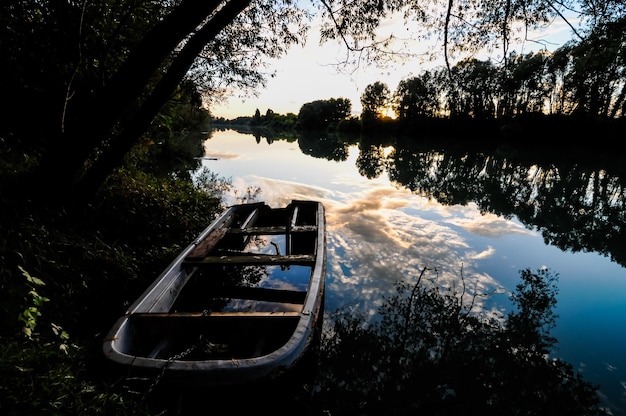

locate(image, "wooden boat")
[[102, 200, 326, 385]]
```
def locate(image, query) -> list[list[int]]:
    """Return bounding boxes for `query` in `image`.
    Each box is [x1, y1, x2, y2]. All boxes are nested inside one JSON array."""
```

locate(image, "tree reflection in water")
[[314, 267, 603, 415], [351, 136, 626, 269]]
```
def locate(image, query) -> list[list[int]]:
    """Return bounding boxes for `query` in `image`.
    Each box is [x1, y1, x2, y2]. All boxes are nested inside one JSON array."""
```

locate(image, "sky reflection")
[[225, 175, 509, 321]]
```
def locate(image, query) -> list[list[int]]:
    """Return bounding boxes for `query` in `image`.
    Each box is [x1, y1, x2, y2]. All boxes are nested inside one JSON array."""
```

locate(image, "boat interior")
[[117, 201, 322, 361]]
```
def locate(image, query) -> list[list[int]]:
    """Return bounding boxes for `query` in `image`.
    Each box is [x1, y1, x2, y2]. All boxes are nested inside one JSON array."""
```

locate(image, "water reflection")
[[216, 127, 626, 271], [201, 128, 626, 415], [359, 141, 626, 268], [326, 188, 509, 318]]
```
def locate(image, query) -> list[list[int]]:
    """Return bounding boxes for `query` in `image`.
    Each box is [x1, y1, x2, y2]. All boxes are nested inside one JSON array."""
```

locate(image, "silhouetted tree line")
[[359, 19, 625, 136], [223, 19, 626, 139], [229, 17, 626, 137], [215, 98, 361, 133], [297, 98, 358, 131], [250, 109, 300, 129]]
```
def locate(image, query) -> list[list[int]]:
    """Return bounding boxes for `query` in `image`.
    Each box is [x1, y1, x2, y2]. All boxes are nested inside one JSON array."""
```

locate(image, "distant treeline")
[[214, 26, 626, 140]]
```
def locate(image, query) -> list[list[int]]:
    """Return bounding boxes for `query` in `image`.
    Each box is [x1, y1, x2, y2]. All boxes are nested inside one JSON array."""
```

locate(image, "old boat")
[[102, 200, 326, 385]]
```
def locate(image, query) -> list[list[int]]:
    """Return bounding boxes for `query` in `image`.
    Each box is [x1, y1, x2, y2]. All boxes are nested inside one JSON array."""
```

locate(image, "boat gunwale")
[[102, 200, 326, 383]]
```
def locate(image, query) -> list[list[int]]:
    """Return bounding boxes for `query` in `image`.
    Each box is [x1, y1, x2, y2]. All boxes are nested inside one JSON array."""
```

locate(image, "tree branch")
[[75, 0, 253, 200], [549, 1, 584, 41]]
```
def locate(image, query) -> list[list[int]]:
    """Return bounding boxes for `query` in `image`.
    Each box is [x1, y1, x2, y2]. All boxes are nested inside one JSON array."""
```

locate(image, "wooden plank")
[[226, 225, 317, 235], [290, 206, 300, 228], [183, 253, 315, 266], [240, 208, 260, 229], [130, 311, 301, 319], [211, 285, 307, 304], [186, 228, 228, 260]]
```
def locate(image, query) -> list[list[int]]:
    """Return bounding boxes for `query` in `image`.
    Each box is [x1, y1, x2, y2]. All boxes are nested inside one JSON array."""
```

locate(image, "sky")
[[209, 12, 578, 120]]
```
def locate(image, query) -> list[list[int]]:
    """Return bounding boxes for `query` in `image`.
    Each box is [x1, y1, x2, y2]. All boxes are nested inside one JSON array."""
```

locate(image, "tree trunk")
[[74, 0, 253, 203], [34, 0, 224, 201]]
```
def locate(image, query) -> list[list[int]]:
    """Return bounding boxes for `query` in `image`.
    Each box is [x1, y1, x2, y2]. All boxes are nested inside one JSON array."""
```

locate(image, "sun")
[[382, 107, 397, 119], [382, 146, 395, 157]]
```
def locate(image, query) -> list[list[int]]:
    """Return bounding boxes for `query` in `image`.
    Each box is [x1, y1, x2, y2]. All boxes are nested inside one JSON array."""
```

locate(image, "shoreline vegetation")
[[213, 111, 626, 165], [212, 44, 626, 150], [215, 110, 625, 139]]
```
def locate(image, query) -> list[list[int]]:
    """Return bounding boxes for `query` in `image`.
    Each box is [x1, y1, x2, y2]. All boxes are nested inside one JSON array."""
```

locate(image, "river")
[[198, 127, 626, 414]]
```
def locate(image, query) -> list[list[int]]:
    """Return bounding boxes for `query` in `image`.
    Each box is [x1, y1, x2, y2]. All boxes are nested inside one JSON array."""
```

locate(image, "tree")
[[251, 109, 263, 125], [445, 59, 498, 119], [564, 16, 626, 117], [1, 0, 307, 204], [498, 51, 552, 117], [394, 73, 439, 120], [361, 81, 391, 123], [298, 98, 352, 129], [546, 45, 575, 115]]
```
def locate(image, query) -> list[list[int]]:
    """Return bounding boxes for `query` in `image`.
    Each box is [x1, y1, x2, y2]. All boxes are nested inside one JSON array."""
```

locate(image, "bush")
[[0, 165, 226, 414]]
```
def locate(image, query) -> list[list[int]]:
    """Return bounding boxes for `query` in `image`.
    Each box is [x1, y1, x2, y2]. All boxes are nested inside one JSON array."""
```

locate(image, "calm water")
[[200, 128, 626, 414]]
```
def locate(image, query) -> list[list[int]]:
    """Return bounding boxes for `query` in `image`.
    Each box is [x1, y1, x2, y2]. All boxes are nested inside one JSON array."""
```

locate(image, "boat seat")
[[126, 311, 302, 359], [182, 253, 315, 267], [205, 285, 308, 304], [226, 225, 317, 235], [130, 311, 301, 319]]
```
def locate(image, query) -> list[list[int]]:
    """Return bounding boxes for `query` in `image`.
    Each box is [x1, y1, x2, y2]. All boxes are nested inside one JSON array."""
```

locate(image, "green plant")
[[17, 266, 49, 339], [0, 266, 150, 415]]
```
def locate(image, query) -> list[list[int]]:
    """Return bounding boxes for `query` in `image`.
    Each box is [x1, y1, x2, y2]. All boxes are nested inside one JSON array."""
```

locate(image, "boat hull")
[[102, 200, 326, 385]]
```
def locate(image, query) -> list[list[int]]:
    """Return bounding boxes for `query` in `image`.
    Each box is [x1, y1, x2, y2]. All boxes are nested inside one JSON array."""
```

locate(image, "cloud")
[[333, 190, 413, 248], [321, 186, 506, 317], [473, 246, 496, 260], [446, 211, 535, 238]]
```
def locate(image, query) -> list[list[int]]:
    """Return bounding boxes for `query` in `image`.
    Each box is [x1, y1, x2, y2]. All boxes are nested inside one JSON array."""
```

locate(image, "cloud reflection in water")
[[224, 176, 525, 321]]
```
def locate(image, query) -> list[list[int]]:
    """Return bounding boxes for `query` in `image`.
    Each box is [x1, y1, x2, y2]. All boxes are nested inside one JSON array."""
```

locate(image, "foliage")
[[0, 0, 309, 205], [359, 35, 625, 132], [317, 0, 623, 77], [394, 72, 440, 119], [298, 98, 353, 130], [17, 266, 50, 339], [564, 15, 626, 117], [1, 266, 150, 415], [446, 59, 499, 119], [188, 0, 311, 101], [315, 267, 603, 415], [361, 81, 392, 123], [0, 153, 226, 414], [249, 108, 300, 129], [335, 116, 362, 134], [128, 81, 212, 179], [0, 334, 150, 416]]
